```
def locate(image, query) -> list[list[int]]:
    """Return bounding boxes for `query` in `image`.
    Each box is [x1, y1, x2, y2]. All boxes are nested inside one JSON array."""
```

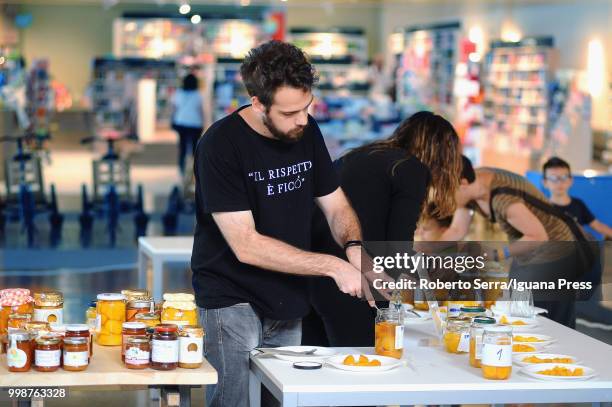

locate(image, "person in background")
[[192, 41, 365, 407], [304, 111, 463, 347], [441, 157, 584, 328], [542, 157, 612, 239], [416, 203, 453, 241], [172, 73, 204, 174]]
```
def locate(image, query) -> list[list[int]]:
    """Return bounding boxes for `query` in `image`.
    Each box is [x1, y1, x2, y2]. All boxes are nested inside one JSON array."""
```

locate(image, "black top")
[[312, 147, 430, 257], [191, 106, 339, 320], [553, 197, 595, 226]]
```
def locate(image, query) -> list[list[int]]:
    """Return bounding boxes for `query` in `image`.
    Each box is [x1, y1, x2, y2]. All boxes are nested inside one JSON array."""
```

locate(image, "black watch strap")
[[343, 240, 363, 250]]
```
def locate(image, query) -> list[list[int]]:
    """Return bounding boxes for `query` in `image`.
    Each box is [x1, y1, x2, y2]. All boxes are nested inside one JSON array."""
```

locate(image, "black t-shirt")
[[191, 106, 339, 320], [312, 147, 430, 257], [554, 197, 595, 226]]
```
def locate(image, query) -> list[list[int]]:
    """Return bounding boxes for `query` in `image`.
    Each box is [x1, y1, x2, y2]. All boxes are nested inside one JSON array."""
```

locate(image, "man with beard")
[[191, 41, 364, 407]]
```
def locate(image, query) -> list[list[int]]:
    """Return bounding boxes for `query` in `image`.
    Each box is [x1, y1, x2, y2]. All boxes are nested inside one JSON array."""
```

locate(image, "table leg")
[[153, 259, 163, 302], [249, 369, 261, 407], [138, 250, 148, 291], [179, 386, 191, 407]]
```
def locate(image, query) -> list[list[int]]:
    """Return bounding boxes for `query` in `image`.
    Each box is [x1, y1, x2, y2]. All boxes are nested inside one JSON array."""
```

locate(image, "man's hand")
[[329, 258, 362, 297]]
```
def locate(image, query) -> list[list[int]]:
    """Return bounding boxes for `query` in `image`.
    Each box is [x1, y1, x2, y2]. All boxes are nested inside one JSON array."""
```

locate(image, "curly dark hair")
[[240, 40, 318, 108]]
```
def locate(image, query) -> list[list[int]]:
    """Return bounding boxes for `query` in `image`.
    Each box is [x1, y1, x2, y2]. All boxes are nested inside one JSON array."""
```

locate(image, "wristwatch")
[[343, 240, 363, 251]]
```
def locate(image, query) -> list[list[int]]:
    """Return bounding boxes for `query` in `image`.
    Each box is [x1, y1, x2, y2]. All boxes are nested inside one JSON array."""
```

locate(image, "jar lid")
[[97, 293, 126, 301], [89, 301, 97, 308], [63, 337, 87, 345], [34, 291, 64, 305], [9, 313, 31, 319], [66, 324, 90, 332], [179, 325, 204, 336], [25, 321, 51, 331], [127, 335, 150, 344], [154, 324, 178, 333], [122, 322, 146, 330], [460, 306, 486, 313], [162, 293, 195, 302], [49, 323, 66, 332], [136, 312, 159, 320], [0, 288, 33, 306], [8, 329, 30, 341], [121, 289, 150, 298], [446, 316, 471, 326], [127, 300, 153, 308], [473, 316, 497, 325], [162, 301, 196, 311], [484, 325, 513, 333], [35, 336, 61, 346]]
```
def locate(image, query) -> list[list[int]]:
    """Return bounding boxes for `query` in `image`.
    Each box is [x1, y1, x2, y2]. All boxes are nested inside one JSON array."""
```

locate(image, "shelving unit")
[[397, 22, 460, 119], [482, 37, 557, 165]]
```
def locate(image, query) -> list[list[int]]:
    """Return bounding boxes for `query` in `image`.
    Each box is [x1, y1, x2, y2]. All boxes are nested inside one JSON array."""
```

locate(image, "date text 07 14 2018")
[[2, 388, 68, 400]]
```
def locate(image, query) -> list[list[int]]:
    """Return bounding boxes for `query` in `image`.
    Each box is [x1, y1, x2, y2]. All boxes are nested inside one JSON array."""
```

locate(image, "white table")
[[137, 236, 194, 301], [249, 316, 612, 406]]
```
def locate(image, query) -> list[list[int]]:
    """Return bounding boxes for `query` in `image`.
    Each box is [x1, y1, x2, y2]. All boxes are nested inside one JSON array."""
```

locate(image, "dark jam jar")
[[151, 324, 178, 371]]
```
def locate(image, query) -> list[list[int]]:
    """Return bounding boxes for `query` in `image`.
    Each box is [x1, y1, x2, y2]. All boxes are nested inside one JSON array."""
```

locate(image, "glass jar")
[[86, 301, 97, 332], [443, 317, 471, 354], [374, 308, 403, 359], [66, 324, 93, 358], [126, 299, 155, 322], [481, 326, 513, 380], [96, 293, 126, 346], [469, 317, 496, 368], [151, 324, 179, 370], [121, 322, 147, 361], [125, 336, 151, 370], [33, 292, 64, 324], [161, 294, 197, 327], [179, 325, 204, 369], [63, 337, 89, 372], [8, 313, 32, 331], [24, 321, 50, 360], [135, 312, 160, 329], [459, 306, 487, 321], [34, 337, 61, 372], [0, 288, 34, 335], [7, 330, 32, 372]]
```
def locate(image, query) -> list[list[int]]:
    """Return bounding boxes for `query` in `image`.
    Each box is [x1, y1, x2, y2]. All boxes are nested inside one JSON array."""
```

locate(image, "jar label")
[[87, 317, 97, 332], [394, 325, 404, 350], [179, 337, 203, 364], [126, 346, 150, 365], [63, 350, 89, 367], [34, 308, 63, 325], [96, 315, 101, 332], [7, 347, 28, 368], [152, 339, 179, 363], [481, 344, 512, 367], [122, 334, 143, 355], [458, 332, 470, 353], [35, 349, 61, 367]]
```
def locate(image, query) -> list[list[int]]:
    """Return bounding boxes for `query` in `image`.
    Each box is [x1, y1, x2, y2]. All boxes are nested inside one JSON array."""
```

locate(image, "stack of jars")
[[33, 291, 64, 325]]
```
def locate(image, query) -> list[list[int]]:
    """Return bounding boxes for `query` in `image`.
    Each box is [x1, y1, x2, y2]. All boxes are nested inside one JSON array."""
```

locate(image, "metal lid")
[[8, 329, 30, 341], [63, 337, 87, 345], [154, 324, 178, 333], [484, 325, 513, 333], [472, 316, 497, 325], [127, 335, 150, 344], [97, 293, 126, 301], [8, 313, 31, 320], [66, 324, 90, 332], [121, 289, 150, 299], [25, 321, 51, 331], [122, 322, 146, 330], [89, 301, 97, 308], [127, 300, 154, 308], [35, 336, 61, 346], [34, 291, 64, 306], [135, 312, 159, 321], [460, 306, 486, 313], [446, 316, 471, 327]]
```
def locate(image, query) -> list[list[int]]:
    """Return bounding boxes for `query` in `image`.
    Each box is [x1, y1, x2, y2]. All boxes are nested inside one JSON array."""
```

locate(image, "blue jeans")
[[199, 303, 301, 407]]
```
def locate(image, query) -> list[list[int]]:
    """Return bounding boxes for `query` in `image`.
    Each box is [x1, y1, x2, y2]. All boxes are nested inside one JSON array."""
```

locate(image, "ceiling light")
[[191, 14, 202, 24], [179, 4, 191, 15]]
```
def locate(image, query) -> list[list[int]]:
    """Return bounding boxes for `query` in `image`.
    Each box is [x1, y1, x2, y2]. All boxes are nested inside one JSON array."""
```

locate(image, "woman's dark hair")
[[353, 111, 462, 218], [182, 74, 199, 91], [542, 156, 571, 177], [240, 40, 318, 108], [461, 155, 476, 184]]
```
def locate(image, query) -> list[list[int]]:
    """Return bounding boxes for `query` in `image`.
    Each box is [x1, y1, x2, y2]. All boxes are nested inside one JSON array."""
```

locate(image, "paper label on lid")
[[152, 339, 179, 363], [63, 350, 89, 367], [179, 337, 203, 364], [35, 349, 61, 367], [394, 325, 404, 349], [457, 332, 470, 353], [34, 308, 63, 325], [481, 343, 512, 367]]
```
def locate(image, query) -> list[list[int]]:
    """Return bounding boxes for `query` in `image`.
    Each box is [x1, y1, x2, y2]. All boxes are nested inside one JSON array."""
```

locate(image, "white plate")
[[513, 353, 578, 367], [326, 354, 403, 372], [272, 346, 337, 363], [491, 304, 547, 317], [513, 333, 556, 347], [404, 310, 432, 325], [521, 363, 596, 381], [497, 316, 540, 331], [512, 343, 547, 354]]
